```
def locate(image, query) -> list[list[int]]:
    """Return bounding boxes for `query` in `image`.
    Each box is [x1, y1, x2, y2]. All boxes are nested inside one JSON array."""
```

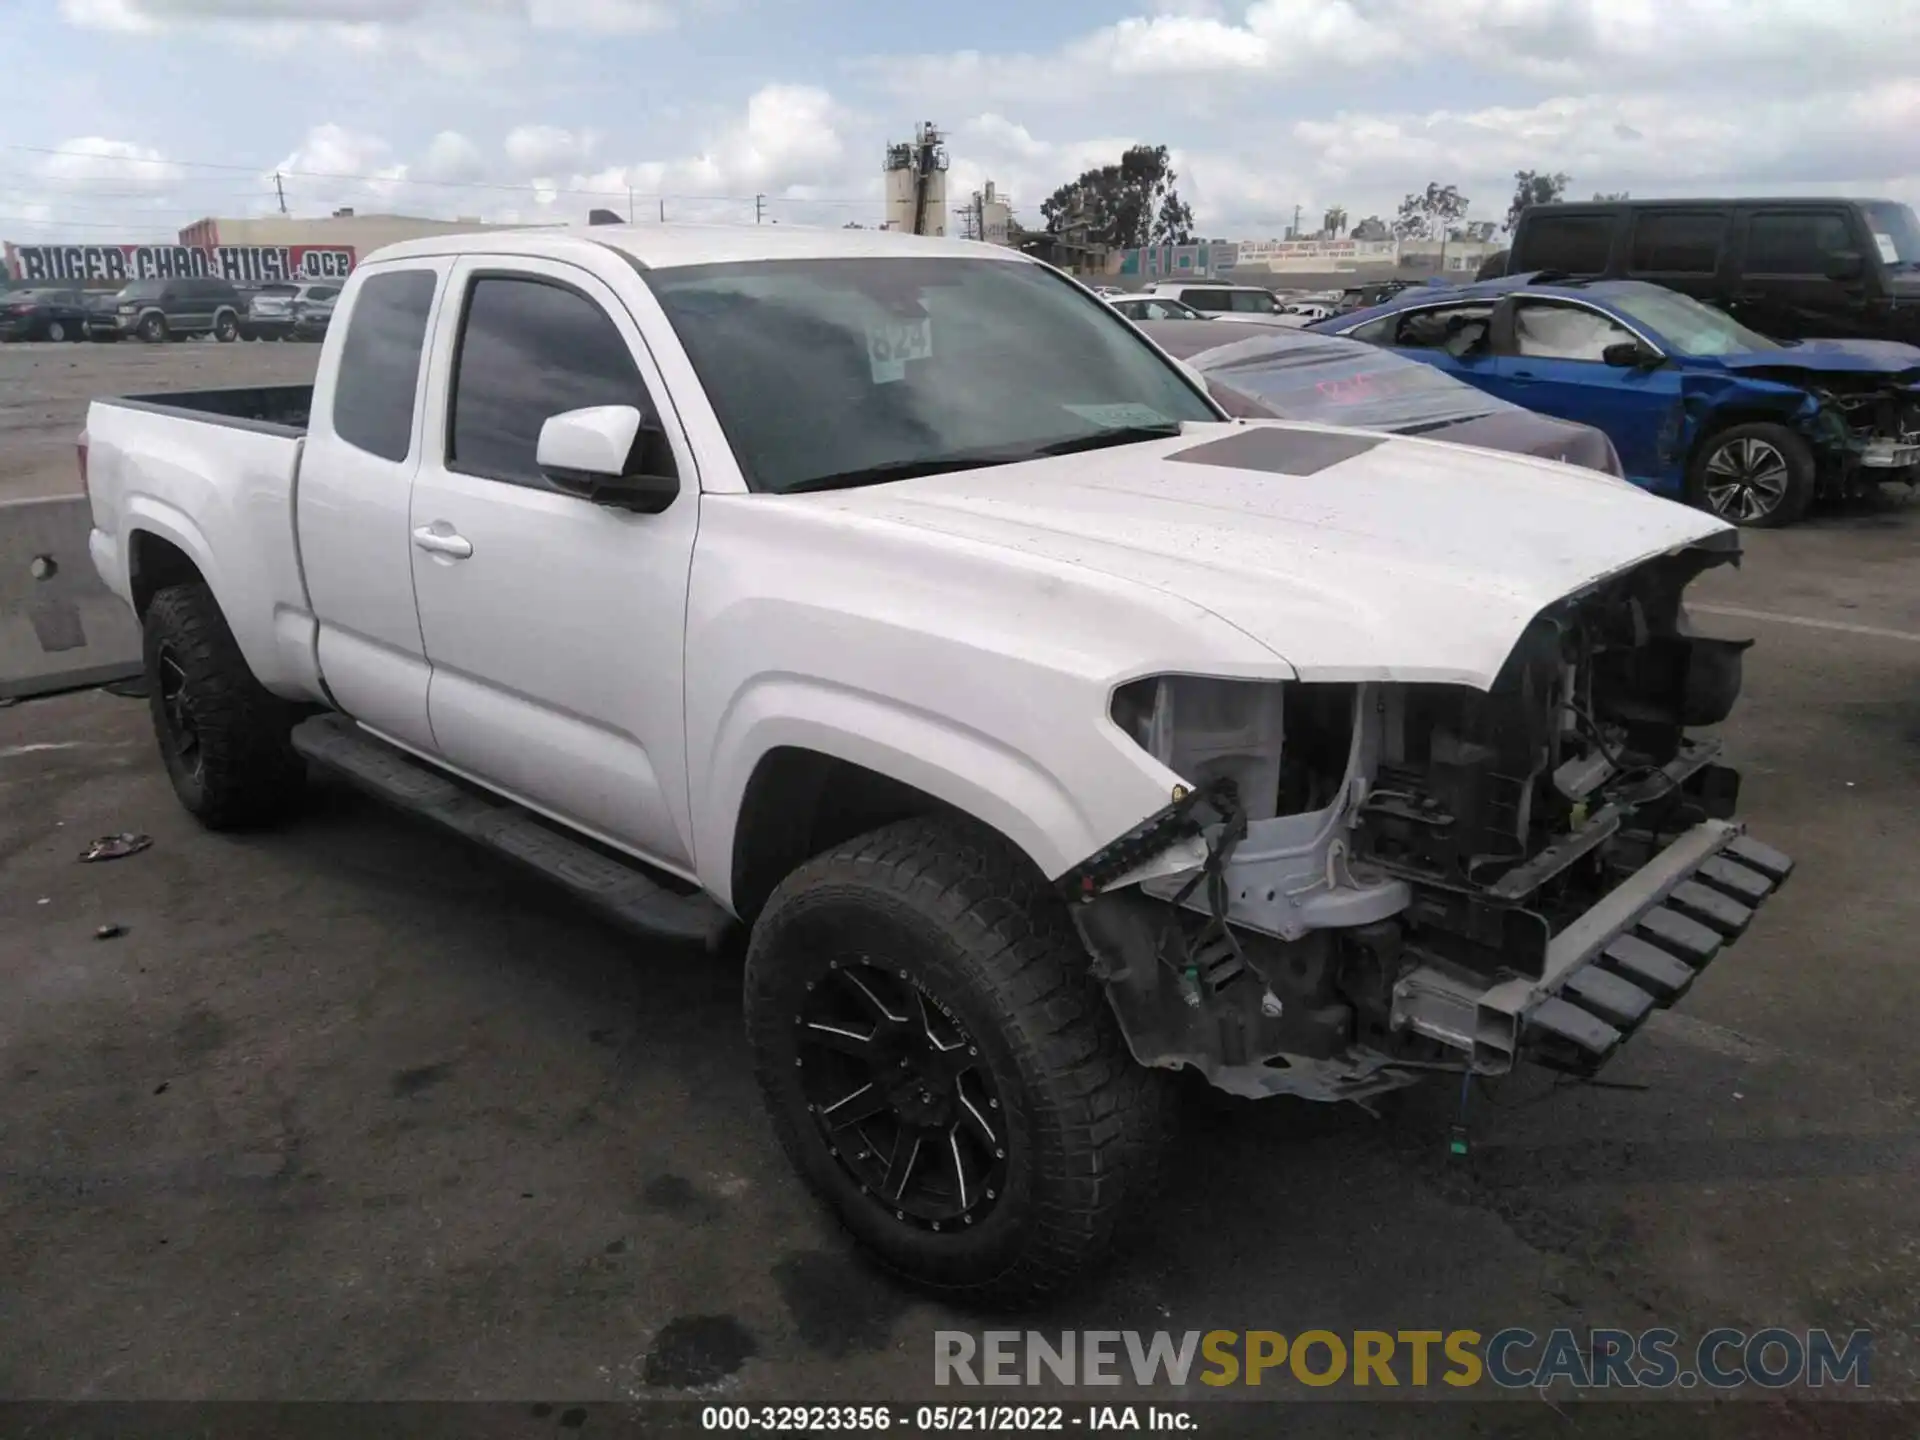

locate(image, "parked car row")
[[1, 277, 341, 343], [1311, 274, 1920, 527]]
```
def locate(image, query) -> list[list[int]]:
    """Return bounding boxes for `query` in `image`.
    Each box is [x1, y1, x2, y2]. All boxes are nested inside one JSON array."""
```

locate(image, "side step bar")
[[291, 714, 731, 948]]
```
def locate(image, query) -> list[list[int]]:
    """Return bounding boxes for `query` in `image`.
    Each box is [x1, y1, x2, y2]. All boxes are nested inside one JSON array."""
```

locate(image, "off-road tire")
[[745, 815, 1175, 1308], [137, 313, 168, 344], [143, 582, 305, 829], [1686, 421, 1816, 528]]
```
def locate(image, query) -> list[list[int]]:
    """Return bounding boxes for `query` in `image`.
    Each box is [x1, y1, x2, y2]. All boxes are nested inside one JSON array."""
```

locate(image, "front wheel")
[[745, 816, 1174, 1308], [45, 319, 68, 342], [143, 582, 306, 829], [1687, 422, 1816, 528], [137, 313, 168, 344]]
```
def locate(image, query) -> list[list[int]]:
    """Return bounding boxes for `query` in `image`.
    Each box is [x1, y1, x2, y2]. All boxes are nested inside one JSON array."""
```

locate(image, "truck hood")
[[815, 421, 1734, 688], [1715, 339, 1920, 379]]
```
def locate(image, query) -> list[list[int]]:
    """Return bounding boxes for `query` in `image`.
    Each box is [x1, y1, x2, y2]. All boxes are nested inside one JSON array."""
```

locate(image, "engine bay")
[[1068, 533, 1787, 1100]]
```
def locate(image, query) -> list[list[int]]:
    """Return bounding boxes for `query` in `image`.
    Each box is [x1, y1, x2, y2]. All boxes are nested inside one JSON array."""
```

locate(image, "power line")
[[2, 142, 878, 209]]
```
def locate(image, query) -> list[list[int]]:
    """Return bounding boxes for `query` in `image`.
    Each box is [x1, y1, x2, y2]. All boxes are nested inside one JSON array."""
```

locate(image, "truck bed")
[[84, 384, 318, 700], [108, 384, 313, 436]]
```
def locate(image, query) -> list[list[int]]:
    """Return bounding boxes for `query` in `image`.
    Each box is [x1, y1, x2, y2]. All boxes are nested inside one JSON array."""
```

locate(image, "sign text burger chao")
[[5, 241, 355, 284]]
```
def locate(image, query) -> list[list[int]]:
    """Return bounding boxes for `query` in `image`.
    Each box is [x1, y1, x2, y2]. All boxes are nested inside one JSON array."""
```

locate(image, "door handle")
[[412, 525, 473, 560]]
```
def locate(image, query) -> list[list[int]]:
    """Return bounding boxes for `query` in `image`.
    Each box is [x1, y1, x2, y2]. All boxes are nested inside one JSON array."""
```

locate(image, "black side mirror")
[[1602, 340, 1661, 369], [1824, 250, 1865, 282], [549, 469, 680, 514]]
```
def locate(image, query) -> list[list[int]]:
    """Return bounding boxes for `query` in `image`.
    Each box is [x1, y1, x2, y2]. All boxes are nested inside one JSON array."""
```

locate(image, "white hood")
[[815, 421, 1733, 689]]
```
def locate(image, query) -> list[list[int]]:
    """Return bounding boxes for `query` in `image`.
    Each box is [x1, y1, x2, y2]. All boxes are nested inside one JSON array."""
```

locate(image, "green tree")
[[1393, 182, 1470, 241], [1322, 205, 1348, 238], [1506, 169, 1571, 233], [1592, 190, 1630, 201], [1041, 144, 1195, 249], [1351, 215, 1390, 241]]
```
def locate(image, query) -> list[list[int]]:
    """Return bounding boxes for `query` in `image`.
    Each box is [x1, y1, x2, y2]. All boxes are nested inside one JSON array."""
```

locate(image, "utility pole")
[[755, 193, 766, 224], [274, 171, 288, 215], [659, 198, 665, 223], [627, 186, 634, 224], [1291, 203, 1301, 240]]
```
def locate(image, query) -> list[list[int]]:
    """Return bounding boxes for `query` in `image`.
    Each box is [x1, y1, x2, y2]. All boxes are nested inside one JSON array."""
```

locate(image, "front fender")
[[696, 674, 1180, 908]]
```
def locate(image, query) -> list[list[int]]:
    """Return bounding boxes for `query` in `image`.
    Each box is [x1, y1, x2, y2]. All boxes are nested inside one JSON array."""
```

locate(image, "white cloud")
[[874, 0, 1920, 110], [38, 136, 184, 188], [504, 124, 595, 173], [527, 0, 672, 32], [419, 130, 487, 184]]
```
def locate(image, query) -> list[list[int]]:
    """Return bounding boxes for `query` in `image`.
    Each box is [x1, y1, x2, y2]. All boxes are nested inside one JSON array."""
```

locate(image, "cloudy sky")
[[4, 0, 1917, 246]]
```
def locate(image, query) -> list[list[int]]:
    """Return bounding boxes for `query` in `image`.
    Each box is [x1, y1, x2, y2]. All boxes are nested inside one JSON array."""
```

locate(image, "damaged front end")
[[1062, 533, 1793, 1102], [1806, 374, 1920, 492]]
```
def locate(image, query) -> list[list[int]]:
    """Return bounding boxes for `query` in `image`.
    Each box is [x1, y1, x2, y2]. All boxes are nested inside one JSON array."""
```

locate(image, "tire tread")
[[746, 815, 1173, 1308]]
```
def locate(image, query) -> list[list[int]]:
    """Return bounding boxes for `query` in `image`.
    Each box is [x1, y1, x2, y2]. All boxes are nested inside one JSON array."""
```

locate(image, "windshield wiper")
[[781, 452, 1025, 494], [1034, 424, 1184, 457]]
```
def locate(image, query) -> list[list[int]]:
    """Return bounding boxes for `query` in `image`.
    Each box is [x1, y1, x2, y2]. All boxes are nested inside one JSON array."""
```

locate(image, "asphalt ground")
[[0, 338, 319, 504], [2, 340, 1917, 1435]]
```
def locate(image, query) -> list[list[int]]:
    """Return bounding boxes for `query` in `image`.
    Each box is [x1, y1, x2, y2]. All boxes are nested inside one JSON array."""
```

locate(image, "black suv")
[[113, 276, 245, 343], [1501, 197, 1920, 344]]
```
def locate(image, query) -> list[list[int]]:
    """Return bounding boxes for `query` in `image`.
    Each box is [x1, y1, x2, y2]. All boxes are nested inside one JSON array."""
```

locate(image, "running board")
[[291, 714, 730, 947]]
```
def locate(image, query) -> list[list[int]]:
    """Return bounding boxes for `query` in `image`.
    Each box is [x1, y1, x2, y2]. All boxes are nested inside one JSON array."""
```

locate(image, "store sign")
[[4, 242, 357, 284], [1235, 238, 1398, 264]]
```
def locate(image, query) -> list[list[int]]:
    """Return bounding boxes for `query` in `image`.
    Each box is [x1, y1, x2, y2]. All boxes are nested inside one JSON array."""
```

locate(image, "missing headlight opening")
[[1070, 533, 1791, 1103]]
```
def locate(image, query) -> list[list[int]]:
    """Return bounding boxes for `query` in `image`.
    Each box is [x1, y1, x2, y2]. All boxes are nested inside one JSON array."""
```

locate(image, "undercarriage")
[[1067, 534, 1794, 1100]]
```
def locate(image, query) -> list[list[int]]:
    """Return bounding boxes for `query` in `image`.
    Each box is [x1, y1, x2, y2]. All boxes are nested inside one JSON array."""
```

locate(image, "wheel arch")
[[128, 528, 209, 619], [729, 746, 1032, 926]]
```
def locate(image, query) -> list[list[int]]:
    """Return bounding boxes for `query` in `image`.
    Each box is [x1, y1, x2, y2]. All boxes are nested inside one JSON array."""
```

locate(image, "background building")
[[177, 209, 533, 253]]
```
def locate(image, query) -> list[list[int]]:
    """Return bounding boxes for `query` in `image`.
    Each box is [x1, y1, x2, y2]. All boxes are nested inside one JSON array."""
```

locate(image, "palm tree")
[[1322, 205, 1348, 239]]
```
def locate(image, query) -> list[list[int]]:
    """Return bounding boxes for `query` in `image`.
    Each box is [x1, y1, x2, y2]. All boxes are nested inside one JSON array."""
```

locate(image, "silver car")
[[247, 282, 340, 341]]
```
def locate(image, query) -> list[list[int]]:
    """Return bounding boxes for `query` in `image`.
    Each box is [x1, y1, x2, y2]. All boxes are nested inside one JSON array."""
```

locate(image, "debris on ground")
[[95, 923, 126, 940], [100, 677, 149, 699], [79, 833, 152, 863]]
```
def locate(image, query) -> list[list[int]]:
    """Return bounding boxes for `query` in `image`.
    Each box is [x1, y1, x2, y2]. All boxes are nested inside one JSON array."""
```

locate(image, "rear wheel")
[[1687, 422, 1816, 528], [745, 815, 1174, 1308], [213, 311, 239, 343], [143, 583, 306, 829], [45, 319, 68, 342]]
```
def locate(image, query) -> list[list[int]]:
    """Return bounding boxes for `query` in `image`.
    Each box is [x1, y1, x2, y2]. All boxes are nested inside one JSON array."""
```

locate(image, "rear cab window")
[[332, 268, 439, 462]]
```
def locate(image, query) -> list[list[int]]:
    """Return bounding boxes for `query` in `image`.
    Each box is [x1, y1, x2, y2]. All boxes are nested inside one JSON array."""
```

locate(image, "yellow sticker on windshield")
[[868, 317, 932, 383]]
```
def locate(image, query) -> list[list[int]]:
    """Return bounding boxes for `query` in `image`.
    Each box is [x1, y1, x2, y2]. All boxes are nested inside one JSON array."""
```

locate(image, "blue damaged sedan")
[[1313, 274, 1920, 526]]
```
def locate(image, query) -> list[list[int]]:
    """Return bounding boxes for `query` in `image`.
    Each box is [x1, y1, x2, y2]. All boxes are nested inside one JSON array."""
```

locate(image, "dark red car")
[[1138, 318, 1625, 476]]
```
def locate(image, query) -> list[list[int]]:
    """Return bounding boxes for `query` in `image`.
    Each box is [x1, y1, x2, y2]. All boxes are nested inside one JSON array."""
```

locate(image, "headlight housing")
[[1111, 675, 1286, 818]]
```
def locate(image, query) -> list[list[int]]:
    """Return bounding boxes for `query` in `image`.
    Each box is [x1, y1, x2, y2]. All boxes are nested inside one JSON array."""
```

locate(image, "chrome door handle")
[[412, 525, 473, 560]]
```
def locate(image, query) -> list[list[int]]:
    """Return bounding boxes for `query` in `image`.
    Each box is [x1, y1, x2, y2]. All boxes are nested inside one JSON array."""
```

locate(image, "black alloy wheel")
[[154, 639, 204, 786], [795, 960, 1008, 1231]]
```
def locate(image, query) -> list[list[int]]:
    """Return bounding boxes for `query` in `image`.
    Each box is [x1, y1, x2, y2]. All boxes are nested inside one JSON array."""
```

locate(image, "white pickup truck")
[[82, 223, 1791, 1305]]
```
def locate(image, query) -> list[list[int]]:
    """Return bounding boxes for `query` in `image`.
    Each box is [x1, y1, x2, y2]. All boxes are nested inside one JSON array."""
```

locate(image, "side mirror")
[[1824, 250, 1865, 282], [1602, 340, 1662, 369], [537, 404, 679, 514]]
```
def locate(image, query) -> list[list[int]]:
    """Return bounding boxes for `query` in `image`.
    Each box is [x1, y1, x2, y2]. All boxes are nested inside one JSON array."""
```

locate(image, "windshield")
[[646, 257, 1221, 494], [1607, 285, 1780, 355], [119, 281, 163, 300], [1192, 333, 1510, 431], [1863, 202, 1920, 268]]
